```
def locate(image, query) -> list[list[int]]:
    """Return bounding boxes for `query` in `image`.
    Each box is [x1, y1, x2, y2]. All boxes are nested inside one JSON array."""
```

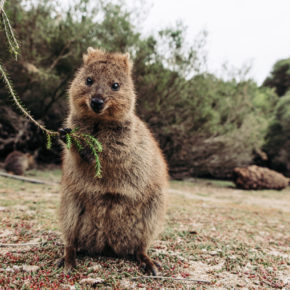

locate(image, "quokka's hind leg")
[[57, 245, 77, 275], [58, 192, 86, 274], [64, 245, 77, 273], [136, 251, 161, 276], [57, 210, 80, 274], [56, 257, 64, 268]]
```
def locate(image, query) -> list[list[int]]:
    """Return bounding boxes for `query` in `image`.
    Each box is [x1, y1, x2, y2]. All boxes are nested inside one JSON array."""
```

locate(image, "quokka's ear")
[[122, 52, 133, 73], [83, 47, 105, 64], [87, 47, 96, 54], [83, 53, 89, 64]]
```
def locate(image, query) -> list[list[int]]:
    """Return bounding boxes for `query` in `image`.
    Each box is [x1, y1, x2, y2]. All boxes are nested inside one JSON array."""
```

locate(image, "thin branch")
[[131, 276, 211, 284], [48, 38, 76, 72], [0, 64, 58, 137], [0, 171, 58, 185], [0, 136, 15, 150], [0, 0, 6, 12], [2, 9, 19, 49], [0, 242, 40, 247], [42, 89, 66, 115], [42, 75, 70, 115], [1, 9, 19, 58], [48, 50, 71, 72]]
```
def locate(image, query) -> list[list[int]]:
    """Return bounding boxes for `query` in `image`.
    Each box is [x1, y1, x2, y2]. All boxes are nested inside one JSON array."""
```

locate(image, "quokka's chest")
[[81, 193, 142, 227]]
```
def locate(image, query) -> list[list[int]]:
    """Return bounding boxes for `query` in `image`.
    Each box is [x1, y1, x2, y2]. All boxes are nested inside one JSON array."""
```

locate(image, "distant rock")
[[233, 165, 289, 190]]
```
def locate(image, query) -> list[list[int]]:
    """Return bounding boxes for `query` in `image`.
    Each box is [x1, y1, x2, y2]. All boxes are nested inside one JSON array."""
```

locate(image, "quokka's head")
[[69, 47, 135, 121]]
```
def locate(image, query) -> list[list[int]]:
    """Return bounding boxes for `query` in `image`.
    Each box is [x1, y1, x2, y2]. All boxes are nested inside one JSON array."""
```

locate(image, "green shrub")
[[0, 0, 279, 177], [263, 92, 290, 175], [263, 58, 290, 97]]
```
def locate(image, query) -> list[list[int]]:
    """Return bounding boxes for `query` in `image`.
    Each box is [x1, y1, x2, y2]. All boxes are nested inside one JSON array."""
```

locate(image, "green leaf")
[[82, 134, 102, 178], [83, 134, 103, 152], [66, 133, 72, 149], [46, 134, 52, 150], [72, 135, 83, 151]]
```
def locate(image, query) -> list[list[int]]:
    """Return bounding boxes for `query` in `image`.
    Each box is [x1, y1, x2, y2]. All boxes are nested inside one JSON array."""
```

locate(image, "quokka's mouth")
[[90, 97, 105, 114]]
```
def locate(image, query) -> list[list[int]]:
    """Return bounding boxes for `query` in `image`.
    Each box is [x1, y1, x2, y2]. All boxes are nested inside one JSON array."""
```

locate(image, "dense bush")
[[263, 92, 290, 176], [263, 58, 290, 97], [138, 74, 278, 178], [262, 59, 290, 176], [0, 0, 279, 178]]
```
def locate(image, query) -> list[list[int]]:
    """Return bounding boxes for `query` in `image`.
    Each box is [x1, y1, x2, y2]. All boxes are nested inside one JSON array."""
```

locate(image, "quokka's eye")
[[86, 77, 93, 86], [111, 82, 120, 91]]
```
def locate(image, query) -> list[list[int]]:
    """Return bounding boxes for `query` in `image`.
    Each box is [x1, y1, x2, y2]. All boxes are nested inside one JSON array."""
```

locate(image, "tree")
[[263, 92, 290, 175], [0, 0, 279, 178], [263, 58, 290, 97]]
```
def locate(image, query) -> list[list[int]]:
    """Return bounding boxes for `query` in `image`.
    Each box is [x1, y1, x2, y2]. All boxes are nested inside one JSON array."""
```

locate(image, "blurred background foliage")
[[0, 0, 288, 178]]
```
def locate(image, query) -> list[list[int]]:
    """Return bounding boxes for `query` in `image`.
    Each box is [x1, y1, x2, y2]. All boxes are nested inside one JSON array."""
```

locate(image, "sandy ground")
[[0, 172, 289, 288]]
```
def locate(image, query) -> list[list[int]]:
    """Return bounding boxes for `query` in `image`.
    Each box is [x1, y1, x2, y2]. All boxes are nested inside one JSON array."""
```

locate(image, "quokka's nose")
[[90, 95, 104, 113]]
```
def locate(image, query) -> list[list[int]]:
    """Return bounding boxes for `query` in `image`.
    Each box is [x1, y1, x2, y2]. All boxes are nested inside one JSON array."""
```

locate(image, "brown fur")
[[4, 151, 35, 175], [59, 48, 168, 274]]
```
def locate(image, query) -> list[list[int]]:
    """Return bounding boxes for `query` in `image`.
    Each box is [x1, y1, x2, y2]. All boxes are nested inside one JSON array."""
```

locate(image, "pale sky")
[[130, 0, 290, 84]]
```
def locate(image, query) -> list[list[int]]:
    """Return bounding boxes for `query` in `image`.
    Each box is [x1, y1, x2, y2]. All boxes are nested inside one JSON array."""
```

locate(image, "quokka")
[[4, 151, 35, 175], [59, 48, 168, 275]]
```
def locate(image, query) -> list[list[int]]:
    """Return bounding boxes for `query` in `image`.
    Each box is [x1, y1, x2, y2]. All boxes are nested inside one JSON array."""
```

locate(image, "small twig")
[[2, 9, 19, 49], [48, 40, 72, 72], [131, 276, 211, 284], [0, 242, 40, 247], [0, 0, 6, 12], [257, 274, 281, 288], [48, 51, 71, 71], [0, 65, 58, 137], [0, 171, 58, 185], [0, 241, 64, 248]]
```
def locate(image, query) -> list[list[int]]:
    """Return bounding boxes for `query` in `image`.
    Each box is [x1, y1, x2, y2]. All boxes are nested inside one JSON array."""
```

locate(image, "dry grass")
[[0, 170, 289, 288]]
